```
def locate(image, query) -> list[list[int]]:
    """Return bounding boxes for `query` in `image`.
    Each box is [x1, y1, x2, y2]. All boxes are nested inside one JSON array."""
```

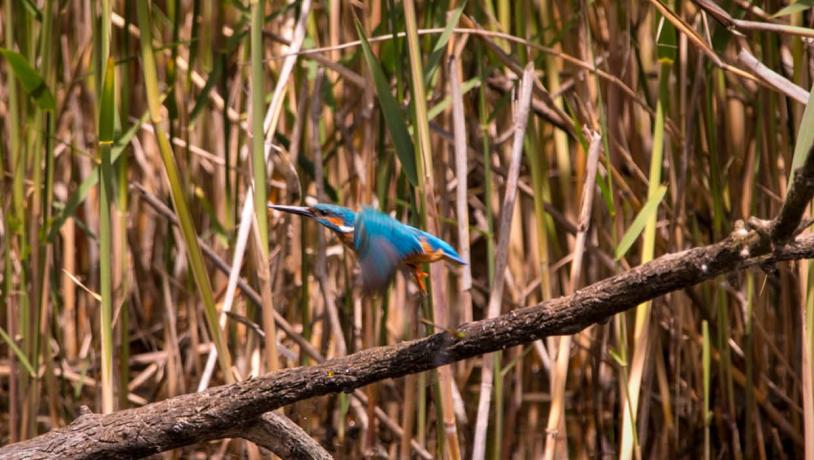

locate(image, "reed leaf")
[[136, 0, 234, 384], [614, 184, 667, 260], [355, 18, 418, 186], [0, 48, 55, 110], [48, 111, 147, 241]]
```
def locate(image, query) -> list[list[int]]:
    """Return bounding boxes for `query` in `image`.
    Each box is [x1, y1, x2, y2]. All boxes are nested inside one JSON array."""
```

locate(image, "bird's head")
[[268, 203, 356, 236]]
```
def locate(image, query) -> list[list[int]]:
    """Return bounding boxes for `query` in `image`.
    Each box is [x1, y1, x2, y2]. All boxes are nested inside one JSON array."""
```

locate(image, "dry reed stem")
[[543, 128, 603, 460], [472, 63, 535, 460]]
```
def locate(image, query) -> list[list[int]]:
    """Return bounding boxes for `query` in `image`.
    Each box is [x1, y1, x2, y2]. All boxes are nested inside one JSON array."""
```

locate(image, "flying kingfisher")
[[268, 203, 466, 292]]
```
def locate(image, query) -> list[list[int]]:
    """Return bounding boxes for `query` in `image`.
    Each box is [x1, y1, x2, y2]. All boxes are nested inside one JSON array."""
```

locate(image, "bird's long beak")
[[267, 204, 314, 218]]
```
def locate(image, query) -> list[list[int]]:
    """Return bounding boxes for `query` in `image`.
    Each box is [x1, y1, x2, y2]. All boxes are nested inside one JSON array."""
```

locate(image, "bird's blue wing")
[[354, 208, 423, 292]]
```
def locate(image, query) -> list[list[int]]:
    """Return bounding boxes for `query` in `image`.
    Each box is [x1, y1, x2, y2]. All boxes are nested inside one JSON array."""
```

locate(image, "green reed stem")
[[136, 0, 234, 384]]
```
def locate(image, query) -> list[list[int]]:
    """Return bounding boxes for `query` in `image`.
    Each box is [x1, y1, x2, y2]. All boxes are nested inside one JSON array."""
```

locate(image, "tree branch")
[[5, 227, 814, 458], [225, 412, 332, 460]]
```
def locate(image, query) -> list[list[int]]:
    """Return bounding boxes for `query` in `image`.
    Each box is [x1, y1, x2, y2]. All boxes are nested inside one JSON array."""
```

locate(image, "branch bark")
[[224, 412, 332, 460], [6, 228, 814, 458]]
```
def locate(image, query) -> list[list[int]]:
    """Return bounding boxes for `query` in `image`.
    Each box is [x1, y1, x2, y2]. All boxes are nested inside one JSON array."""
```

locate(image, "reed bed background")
[[1, 0, 814, 458]]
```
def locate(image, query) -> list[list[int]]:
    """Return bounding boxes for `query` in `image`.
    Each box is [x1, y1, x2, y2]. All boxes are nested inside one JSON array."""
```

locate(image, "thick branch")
[[5, 229, 814, 459], [225, 412, 332, 460]]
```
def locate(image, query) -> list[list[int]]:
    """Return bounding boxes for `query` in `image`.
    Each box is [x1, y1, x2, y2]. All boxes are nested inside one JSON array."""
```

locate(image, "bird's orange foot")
[[413, 269, 428, 294]]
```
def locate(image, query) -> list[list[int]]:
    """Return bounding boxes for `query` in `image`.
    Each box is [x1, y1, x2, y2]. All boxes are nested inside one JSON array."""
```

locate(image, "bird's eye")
[[318, 209, 327, 216]]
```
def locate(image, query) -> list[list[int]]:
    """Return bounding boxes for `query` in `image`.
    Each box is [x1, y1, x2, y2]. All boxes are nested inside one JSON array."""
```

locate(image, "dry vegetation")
[[2, 0, 814, 458]]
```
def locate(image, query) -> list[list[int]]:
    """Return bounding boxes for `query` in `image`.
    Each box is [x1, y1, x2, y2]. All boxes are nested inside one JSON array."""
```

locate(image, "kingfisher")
[[268, 203, 466, 292]]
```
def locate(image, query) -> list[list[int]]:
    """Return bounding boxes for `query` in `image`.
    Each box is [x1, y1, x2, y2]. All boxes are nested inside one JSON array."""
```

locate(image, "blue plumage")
[[354, 208, 424, 291], [311, 203, 356, 234], [269, 202, 466, 292]]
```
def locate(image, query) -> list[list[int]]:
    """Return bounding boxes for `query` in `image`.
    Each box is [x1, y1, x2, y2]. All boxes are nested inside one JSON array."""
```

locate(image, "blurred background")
[[1, 0, 813, 458]]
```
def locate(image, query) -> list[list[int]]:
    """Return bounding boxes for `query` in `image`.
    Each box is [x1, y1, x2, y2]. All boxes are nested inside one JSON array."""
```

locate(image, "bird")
[[268, 203, 466, 292]]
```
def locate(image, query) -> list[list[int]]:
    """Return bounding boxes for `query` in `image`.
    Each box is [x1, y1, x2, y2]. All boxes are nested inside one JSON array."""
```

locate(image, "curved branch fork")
[[7, 225, 814, 458]]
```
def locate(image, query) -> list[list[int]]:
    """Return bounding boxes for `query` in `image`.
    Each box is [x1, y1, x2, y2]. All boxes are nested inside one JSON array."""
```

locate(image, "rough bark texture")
[[5, 229, 814, 459], [224, 412, 332, 459]]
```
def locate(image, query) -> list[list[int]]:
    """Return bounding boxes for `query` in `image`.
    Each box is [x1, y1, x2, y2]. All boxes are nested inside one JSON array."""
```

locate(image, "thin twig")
[[737, 48, 809, 104]]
